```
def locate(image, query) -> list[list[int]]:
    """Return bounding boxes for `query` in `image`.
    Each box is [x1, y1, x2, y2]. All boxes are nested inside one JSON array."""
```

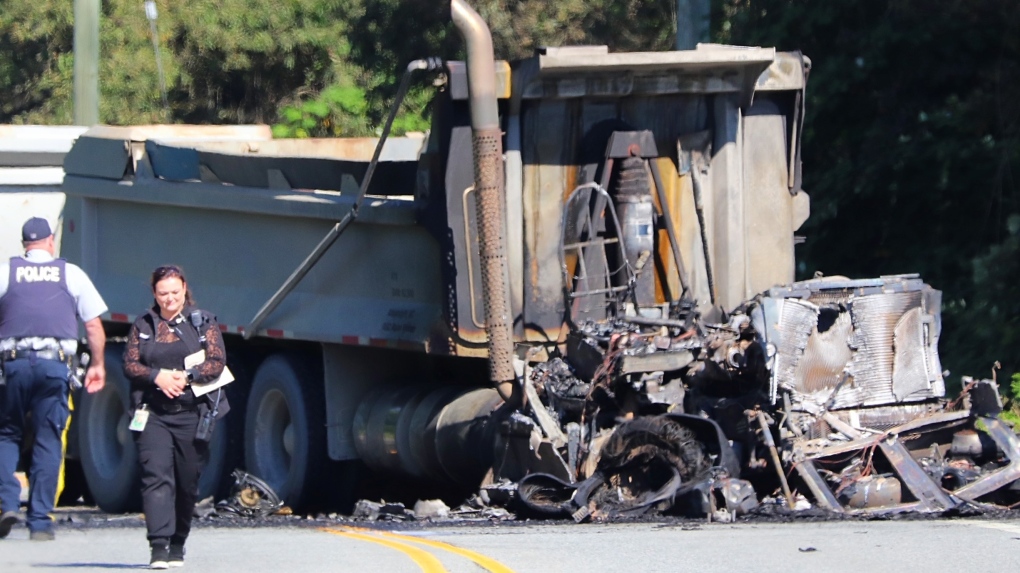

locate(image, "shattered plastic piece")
[[792, 494, 812, 511], [571, 505, 591, 523], [711, 509, 734, 523], [352, 500, 381, 520], [193, 496, 217, 519], [480, 480, 517, 506], [715, 478, 758, 515], [352, 500, 412, 521], [449, 500, 514, 521], [480, 507, 512, 520], [379, 502, 411, 520], [413, 499, 450, 520]]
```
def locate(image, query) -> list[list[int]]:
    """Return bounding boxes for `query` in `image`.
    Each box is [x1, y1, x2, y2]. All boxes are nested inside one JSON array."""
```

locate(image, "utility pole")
[[144, 1, 170, 114], [73, 0, 100, 125], [676, 0, 711, 50]]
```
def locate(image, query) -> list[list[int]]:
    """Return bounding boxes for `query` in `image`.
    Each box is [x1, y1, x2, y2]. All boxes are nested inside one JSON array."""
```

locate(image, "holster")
[[194, 389, 224, 442], [68, 351, 83, 391], [195, 407, 216, 442]]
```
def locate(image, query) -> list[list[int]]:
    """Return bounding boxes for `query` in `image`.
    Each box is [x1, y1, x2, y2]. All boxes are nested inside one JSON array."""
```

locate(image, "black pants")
[[134, 409, 207, 544]]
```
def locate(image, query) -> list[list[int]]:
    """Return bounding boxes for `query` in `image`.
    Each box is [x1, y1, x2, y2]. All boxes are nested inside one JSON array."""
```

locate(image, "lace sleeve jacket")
[[123, 308, 226, 387]]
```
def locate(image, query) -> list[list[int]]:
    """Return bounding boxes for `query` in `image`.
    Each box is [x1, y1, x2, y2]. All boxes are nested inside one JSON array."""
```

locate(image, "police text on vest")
[[16, 266, 61, 283]]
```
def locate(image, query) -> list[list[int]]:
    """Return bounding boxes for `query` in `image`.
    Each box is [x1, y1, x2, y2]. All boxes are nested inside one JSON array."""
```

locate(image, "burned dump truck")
[[517, 276, 1020, 520], [55, 0, 1019, 519]]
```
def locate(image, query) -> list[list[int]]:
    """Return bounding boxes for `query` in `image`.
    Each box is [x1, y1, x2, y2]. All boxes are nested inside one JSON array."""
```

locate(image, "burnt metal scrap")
[[215, 470, 285, 519], [503, 275, 1020, 520]]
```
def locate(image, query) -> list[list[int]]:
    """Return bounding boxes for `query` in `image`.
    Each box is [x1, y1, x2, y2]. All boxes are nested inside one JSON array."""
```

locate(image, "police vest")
[[0, 257, 78, 340]]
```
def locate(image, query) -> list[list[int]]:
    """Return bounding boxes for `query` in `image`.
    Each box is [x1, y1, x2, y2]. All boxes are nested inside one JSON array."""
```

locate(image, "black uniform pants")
[[134, 408, 207, 544]]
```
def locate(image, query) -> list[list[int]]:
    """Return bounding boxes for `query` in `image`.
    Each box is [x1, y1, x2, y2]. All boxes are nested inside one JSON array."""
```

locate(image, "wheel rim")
[[253, 388, 293, 493], [87, 385, 129, 478]]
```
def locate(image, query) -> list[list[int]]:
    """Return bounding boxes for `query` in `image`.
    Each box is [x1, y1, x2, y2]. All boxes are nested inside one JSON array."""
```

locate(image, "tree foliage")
[[718, 0, 1020, 393], [0, 0, 682, 128]]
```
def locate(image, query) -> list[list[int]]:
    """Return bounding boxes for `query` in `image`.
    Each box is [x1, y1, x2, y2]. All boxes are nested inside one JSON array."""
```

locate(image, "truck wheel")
[[78, 344, 141, 513], [57, 459, 93, 506], [197, 352, 249, 501], [244, 354, 325, 511], [196, 410, 230, 501]]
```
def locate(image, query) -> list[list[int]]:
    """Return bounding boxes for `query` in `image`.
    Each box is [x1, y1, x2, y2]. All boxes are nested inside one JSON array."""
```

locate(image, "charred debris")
[[480, 274, 1020, 523], [257, 274, 1020, 525]]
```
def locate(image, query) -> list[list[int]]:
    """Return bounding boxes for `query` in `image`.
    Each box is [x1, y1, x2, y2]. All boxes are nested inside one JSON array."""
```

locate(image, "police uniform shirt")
[[0, 249, 108, 355]]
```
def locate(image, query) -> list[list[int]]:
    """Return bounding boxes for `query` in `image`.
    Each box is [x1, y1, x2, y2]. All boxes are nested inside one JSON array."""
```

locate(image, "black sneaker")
[[150, 544, 170, 570], [168, 542, 185, 567], [0, 511, 21, 539]]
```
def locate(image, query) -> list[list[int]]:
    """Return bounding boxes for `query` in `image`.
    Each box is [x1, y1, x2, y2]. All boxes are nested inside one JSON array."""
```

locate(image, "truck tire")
[[57, 459, 93, 506], [78, 344, 141, 513], [196, 408, 229, 501], [244, 354, 325, 511], [197, 352, 249, 501]]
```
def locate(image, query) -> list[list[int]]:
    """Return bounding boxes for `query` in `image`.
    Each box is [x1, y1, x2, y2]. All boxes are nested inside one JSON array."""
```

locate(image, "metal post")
[[676, 0, 710, 50], [144, 1, 170, 114], [73, 0, 101, 125]]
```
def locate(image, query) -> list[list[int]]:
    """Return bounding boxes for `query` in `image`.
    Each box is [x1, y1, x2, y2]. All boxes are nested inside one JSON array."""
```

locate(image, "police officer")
[[0, 217, 107, 541]]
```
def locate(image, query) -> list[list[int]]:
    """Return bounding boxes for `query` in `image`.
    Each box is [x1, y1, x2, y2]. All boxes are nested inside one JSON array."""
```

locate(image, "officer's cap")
[[22, 217, 53, 242]]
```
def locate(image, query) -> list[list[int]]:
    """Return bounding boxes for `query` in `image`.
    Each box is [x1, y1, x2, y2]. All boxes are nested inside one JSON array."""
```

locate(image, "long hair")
[[150, 264, 195, 306]]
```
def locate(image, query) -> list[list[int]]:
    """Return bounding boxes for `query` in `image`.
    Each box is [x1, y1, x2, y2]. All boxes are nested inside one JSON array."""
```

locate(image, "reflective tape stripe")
[[106, 313, 425, 351]]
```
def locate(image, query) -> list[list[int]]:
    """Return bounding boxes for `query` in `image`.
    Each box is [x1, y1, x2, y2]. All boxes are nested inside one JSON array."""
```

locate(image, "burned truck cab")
[[425, 44, 812, 354], [425, 21, 1020, 517]]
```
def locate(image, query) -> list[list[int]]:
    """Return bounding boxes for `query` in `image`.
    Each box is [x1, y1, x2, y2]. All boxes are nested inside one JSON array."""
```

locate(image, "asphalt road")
[[3, 511, 1020, 573]]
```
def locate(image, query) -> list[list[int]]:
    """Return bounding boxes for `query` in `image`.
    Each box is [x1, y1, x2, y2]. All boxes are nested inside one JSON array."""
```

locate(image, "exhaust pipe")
[[451, 0, 518, 404]]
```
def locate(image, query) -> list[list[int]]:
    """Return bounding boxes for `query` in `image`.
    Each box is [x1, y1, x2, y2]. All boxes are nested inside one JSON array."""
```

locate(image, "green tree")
[[272, 83, 370, 138], [0, 0, 370, 126], [1, 0, 685, 129], [0, 0, 74, 122]]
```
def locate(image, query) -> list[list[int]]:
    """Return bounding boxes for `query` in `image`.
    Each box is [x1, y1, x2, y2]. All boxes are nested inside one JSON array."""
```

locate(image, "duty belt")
[[1, 348, 67, 363], [149, 399, 197, 414]]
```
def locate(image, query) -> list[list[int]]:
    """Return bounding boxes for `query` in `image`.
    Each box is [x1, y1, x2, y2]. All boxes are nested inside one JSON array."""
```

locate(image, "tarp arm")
[[244, 57, 443, 339]]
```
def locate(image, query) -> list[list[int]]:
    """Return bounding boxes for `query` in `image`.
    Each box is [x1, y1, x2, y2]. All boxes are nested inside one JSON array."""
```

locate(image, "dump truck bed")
[[60, 128, 442, 350]]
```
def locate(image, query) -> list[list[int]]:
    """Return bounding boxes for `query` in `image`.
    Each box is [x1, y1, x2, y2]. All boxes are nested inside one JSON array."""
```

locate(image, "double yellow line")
[[322, 526, 515, 573]]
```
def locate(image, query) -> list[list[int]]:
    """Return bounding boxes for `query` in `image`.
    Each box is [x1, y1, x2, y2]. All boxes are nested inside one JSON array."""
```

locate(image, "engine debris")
[[495, 275, 1020, 520]]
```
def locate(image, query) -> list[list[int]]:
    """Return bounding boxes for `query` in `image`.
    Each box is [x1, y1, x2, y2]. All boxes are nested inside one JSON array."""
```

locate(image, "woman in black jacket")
[[123, 265, 229, 569]]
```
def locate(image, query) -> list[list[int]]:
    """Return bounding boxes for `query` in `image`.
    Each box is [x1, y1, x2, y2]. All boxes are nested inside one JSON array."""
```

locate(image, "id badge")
[[129, 407, 150, 432]]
